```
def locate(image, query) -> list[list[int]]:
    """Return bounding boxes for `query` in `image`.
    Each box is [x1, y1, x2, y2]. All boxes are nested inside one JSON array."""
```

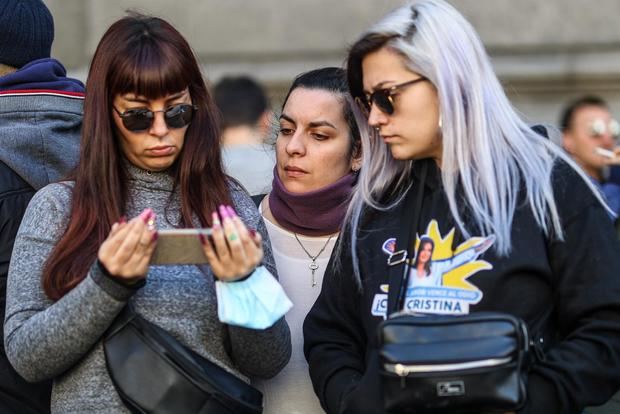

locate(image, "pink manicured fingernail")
[[147, 213, 156, 230], [198, 233, 206, 245], [249, 228, 256, 238], [140, 208, 152, 223], [226, 205, 237, 217], [219, 205, 229, 218], [119, 216, 127, 224], [152, 232, 159, 242]]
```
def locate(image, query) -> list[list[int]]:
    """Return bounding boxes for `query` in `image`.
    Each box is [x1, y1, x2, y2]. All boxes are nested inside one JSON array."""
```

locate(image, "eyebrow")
[[123, 91, 187, 103], [363, 80, 396, 95], [279, 113, 296, 125], [279, 113, 337, 130]]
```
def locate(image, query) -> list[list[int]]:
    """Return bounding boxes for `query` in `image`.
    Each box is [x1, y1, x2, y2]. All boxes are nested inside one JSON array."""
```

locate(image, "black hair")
[[559, 95, 609, 132], [213, 76, 269, 128]]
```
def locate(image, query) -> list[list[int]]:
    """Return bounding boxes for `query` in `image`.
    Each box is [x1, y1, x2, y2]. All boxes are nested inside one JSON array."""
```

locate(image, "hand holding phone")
[[150, 229, 212, 265]]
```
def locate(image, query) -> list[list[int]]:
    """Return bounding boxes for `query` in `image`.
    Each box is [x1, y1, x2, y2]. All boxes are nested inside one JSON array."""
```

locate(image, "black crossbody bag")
[[103, 305, 263, 414], [377, 161, 529, 413]]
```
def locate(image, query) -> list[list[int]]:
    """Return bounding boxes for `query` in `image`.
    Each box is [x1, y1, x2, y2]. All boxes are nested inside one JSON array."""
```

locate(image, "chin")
[[144, 160, 175, 172], [390, 147, 416, 161], [282, 182, 313, 194]]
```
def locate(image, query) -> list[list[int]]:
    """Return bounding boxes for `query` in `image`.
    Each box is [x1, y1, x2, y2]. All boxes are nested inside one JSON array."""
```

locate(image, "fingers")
[[207, 210, 229, 262], [98, 208, 158, 280], [201, 212, 225, 275], [115, 209, 155, 263], [201, 205, 263, 281]]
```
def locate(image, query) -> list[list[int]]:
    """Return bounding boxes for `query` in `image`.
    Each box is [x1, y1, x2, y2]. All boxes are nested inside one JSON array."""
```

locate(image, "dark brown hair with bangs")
[[42, 13, 231, 300]]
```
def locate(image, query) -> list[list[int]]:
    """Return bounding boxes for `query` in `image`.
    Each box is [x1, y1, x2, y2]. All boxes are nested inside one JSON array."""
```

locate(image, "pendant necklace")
[[293, 233, 334, 287]]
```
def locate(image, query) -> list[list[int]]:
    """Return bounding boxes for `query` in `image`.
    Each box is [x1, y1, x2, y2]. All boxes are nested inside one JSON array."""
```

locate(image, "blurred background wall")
[[46, 0, 620, 125]]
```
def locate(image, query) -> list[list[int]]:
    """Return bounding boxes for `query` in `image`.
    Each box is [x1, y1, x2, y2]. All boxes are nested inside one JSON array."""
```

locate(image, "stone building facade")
[[46, 0, 620, 126]]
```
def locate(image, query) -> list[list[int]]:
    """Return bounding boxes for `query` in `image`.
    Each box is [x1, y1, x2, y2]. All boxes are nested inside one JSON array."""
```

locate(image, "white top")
[[253, 210, 338, 414]]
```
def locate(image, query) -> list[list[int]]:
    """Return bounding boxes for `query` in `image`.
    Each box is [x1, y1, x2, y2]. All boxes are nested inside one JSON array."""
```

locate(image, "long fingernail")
[[140, 209, 152, 223], [226, 205, 237, 217], [119, 216, 127, 224], [147, 214, 156, 231], [198, 233, 206, 245], [249, 228, 256, 238], [152, 232, 159, 242], [219, 205, 229, 219], [212, 212, 221, 229]]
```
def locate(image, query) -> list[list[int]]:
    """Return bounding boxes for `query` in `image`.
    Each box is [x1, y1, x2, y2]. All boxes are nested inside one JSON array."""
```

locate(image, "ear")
[[562, 132, 575, 154], [350, 143, 363, 172]]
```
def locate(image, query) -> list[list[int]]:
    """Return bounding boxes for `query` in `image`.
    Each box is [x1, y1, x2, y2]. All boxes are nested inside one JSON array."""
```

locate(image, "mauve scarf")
[[269, 168, 356, 236]]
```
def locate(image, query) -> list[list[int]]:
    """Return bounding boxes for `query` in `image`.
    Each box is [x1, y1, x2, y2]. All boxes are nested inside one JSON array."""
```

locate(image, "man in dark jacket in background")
[[0, 1, 84, 412]]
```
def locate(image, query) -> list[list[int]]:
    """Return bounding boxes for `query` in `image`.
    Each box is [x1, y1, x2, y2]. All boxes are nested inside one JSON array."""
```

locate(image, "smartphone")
[[150, 228, 212, 265]]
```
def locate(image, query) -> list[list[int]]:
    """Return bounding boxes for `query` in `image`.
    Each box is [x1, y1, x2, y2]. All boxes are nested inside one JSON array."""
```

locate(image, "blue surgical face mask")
[[215, 266, 293, 330]]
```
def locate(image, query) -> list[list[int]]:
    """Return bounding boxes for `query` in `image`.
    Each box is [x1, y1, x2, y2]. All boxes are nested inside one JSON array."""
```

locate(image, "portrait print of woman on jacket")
[[4, 14, 290, 413], [303, 1, 620, 413], [406, 234, 494, 288]]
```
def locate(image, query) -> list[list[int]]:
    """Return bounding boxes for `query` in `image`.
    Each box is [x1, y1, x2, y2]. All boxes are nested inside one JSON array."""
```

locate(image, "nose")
[[285, 129, 306, 156], [600, 131, 616, 149], [149, 110, 169, 137], [367, 104, 388, 130]]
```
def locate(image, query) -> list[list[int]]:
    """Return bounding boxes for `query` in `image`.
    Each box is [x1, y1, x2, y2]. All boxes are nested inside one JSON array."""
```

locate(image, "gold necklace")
[[293, 233, 334, 287]]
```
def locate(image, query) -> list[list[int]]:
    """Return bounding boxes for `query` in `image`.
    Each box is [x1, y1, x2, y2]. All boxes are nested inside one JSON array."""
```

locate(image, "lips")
[[283, 165, 308, 178], [147, 146, 175, 156]]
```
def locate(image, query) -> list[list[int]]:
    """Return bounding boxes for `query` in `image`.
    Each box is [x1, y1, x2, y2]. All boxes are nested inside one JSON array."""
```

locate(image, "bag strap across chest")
[[386, 161, 428, 315]]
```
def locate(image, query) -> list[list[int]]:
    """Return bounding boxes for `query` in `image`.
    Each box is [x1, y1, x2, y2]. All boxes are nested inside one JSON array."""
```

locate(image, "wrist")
[[229, 266, 259, 283], [97, 260, 146, 289]]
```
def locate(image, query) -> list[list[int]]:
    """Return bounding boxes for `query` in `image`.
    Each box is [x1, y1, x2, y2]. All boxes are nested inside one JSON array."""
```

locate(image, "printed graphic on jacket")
[[372, 220, 494, 318]]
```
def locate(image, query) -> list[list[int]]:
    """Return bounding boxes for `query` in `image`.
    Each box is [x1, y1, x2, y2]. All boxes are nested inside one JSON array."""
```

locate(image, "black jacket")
[[0, 161, 51, 414], [304, 159, 620, 414], [0, 161, 34, 325]]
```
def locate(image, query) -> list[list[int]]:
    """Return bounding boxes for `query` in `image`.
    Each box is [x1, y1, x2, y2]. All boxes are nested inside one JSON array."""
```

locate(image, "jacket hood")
[[0, 58, 84, 189], [0, 58, 84, 93]]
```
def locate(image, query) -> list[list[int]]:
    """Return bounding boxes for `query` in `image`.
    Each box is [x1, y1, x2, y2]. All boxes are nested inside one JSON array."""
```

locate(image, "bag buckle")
[[387, 250, 407, 266]]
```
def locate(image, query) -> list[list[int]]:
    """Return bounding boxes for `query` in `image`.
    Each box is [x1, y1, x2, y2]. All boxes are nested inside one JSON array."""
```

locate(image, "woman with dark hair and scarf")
[[253, 67, 361, 413]]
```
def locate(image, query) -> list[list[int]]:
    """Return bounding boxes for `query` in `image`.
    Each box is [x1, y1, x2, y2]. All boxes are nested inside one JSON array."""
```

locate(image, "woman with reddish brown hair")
[[4, 13, 290, 413]]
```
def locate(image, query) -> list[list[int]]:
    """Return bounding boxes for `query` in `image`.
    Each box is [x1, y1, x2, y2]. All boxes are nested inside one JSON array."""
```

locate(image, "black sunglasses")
[[113, 103, 198, 132], [356, 77, 427, 116]]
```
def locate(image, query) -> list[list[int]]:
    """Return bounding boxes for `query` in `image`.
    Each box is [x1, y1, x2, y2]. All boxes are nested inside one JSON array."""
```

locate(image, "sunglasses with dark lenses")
[[356, 77, 427, 116], [113, 104, 198, 132]]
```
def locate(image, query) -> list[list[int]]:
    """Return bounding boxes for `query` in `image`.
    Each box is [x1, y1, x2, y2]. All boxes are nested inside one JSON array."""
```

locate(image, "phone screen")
[[150, 229, 212, 265]]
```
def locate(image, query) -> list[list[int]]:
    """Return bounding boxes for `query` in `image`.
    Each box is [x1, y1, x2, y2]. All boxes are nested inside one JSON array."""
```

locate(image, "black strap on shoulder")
[[251, 194, 266, 208], [386, 161, 428, 315]]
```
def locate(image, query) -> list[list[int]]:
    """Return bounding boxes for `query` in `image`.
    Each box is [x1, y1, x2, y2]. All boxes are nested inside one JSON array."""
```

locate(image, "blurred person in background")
[[214, 76, 275, 196], [560, 95, 620, 215], [253, 67, 361, 413], [0, 0, 84, 412]]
